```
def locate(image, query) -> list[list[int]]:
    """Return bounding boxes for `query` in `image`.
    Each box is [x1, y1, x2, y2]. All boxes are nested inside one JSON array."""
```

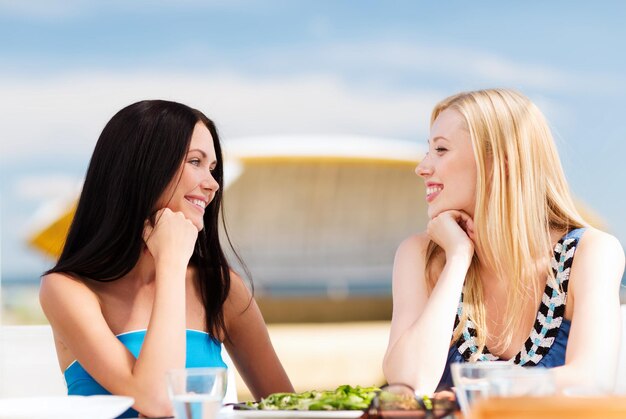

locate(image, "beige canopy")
[[220, 135, 427, 293]]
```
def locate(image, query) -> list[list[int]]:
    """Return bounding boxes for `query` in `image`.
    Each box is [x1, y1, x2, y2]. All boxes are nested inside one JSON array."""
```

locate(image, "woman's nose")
[[416, 158, 432, 178], [201, 172, 220, 192]]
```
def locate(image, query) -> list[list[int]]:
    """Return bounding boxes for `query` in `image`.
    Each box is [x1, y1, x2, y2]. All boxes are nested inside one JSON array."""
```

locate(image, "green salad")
[[245, 384, 380, 411]]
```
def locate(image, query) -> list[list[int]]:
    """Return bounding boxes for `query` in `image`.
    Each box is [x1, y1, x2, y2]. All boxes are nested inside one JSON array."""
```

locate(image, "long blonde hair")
[[424, 89, 586, 357]]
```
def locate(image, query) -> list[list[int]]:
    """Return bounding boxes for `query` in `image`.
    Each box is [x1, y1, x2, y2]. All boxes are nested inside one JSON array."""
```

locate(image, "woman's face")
[[157, 122, 220, 231], [416, 108, 478, 219]]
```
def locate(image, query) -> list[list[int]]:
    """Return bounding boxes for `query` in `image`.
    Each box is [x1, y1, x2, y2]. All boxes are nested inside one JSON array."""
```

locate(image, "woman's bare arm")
[[223, 273, 294, 399], [552, 228, 625, 392], [384, 210, 475, 393], [383, 234, 469, 393]]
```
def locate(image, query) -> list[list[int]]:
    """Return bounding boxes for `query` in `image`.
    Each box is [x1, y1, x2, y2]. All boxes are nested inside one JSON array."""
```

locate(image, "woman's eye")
[[435, 147, 448, 153], [189, 158, 201, 166]]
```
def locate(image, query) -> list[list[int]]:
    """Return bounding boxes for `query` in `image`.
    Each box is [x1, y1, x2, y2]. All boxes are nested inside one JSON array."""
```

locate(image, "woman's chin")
[[192, 219, 205, 232], [427, 207, 442, 219]]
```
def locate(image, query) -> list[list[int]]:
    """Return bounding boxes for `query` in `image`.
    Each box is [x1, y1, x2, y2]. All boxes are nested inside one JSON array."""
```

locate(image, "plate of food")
[[0, 395, 134, 419], [227, 411, 364, 419], [226, 385, 377, 419], [225, 385, 459, 419]]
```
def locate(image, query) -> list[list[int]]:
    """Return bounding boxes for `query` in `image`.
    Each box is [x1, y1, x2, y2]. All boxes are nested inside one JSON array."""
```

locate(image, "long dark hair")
[[46, 100, 236, 339]]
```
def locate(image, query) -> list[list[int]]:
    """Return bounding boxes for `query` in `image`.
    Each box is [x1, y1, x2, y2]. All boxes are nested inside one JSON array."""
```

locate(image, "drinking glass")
[[167, 367, 228, 419], [488, 367, 555, 397], [450, 361, 514, 417]]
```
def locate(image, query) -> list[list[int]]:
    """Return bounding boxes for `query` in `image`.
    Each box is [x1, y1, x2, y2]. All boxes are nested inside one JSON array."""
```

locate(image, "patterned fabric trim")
[[454, 228, 585, 365]]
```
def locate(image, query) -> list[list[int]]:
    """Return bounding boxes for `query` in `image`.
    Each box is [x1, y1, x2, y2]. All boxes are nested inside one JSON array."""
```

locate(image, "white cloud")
[[256, 41, 625, 95], [0, 71, 441, 160]]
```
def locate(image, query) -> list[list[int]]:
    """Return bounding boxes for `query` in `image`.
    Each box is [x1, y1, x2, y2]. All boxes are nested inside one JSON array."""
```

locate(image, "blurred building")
[[221, 136, 427, 323]]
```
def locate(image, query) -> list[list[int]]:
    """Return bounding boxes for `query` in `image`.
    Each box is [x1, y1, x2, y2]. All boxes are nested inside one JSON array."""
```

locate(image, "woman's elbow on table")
[[124, 381, 175, 418], [383, 354, 426, 393], [134, 395, 174, 419], [382, 348, 405, 384], [385, 356, 445, 395]]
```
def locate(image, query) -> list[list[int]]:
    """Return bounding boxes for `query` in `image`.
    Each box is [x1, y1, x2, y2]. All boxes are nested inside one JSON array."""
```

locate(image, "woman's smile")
[[425, 183, 444, 203]]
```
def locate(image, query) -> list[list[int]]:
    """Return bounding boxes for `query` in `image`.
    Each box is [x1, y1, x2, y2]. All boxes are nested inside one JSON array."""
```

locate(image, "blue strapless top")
[[65, 329, 226, 418]]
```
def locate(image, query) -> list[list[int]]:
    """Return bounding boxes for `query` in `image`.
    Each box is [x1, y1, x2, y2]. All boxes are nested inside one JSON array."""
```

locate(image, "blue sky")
[[1, 1, 625, 281]]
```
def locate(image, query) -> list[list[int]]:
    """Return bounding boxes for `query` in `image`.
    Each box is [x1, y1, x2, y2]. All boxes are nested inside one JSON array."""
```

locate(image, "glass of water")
[[488, 367, 555, 397], [167, 367, 228, 419], [450, 361, 515, 417]]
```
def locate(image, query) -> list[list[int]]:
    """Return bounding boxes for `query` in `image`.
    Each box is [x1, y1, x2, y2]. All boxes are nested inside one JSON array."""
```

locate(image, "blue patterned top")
[[65, 329, 226, 418], [436, 228, 585, 391]]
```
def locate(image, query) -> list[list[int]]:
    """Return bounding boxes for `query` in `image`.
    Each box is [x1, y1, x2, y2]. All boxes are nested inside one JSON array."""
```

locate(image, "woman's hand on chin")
[[426, 209, 475, 262], [143, 208, 198, 266]]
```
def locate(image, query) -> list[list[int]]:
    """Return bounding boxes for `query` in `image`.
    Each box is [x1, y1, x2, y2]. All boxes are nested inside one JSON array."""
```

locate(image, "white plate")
[[0, 395, 135, 419], [224, 410, 363, 419]]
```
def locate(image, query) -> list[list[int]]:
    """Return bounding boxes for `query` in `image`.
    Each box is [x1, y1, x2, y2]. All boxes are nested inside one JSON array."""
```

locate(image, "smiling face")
[[157, 122, 220, 231], [416, 108, 478, 219]]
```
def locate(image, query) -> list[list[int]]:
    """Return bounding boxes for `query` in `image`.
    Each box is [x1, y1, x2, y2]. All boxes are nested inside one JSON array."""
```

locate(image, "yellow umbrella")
[[28, 204, 76, 260]]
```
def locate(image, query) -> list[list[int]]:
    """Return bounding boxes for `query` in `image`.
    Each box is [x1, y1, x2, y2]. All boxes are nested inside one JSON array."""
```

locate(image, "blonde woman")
[[383, 88, 624, 394]]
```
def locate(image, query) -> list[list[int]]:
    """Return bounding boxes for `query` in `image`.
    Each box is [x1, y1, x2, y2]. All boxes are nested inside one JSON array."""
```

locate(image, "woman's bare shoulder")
[[222, 271, 253, 319], [397, 232, 431, 257], [395, 232, 434, 272], [576, 227, 624, 262], [40, 271, 94, 296], [580, 226, 623, 244], [393, 232, 433, 286], [39, 272, 100, 319], [226, 270, 251, 300], [570, 227, 625, 288]]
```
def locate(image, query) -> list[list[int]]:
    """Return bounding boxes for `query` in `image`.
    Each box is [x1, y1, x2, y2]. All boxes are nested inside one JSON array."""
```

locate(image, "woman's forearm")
[[129, 261, 188, 415], [384, 255, 469, 393], [552, 361, 618, 394]]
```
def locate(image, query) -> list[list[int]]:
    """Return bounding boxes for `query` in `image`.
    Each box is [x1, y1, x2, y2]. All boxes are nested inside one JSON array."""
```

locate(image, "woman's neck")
[[123, 248, 157, 285]]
